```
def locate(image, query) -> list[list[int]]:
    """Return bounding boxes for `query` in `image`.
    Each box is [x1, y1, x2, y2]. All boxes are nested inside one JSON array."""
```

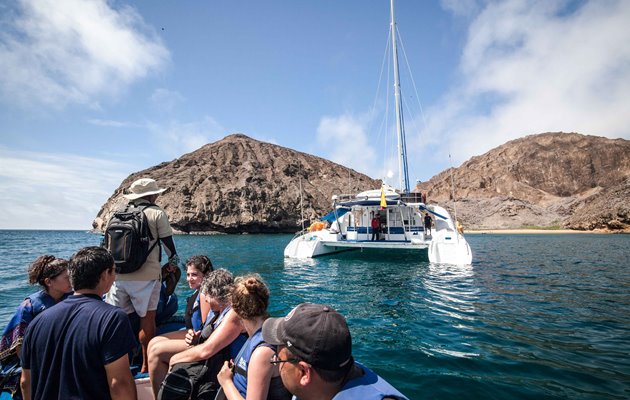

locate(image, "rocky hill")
[[93, 134, 380, 234], [416, 132, 630, 231]]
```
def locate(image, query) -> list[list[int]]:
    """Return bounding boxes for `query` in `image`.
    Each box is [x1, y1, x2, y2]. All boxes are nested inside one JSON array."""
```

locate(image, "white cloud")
[[0, 0, 169, 110], [87, 118, 141, 128], [0, 147, 132, 229], [427, 0, 630, 164], [316, 113, 381, 178], [148, 117, 226, 158], [439, 0, 480, 17]]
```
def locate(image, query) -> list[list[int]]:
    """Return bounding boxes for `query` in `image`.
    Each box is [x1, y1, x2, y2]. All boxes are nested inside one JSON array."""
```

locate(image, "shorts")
[[105, 280, 161, 318]]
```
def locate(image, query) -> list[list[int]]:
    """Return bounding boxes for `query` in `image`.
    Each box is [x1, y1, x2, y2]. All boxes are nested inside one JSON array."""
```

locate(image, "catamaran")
[[284, 0, 472, 265]]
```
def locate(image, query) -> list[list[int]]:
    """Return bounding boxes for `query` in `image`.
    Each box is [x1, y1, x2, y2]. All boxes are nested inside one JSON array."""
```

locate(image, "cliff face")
[[93, 134, 380, 233], [417, 132, 630, 231], [95, 132, 628, 233]]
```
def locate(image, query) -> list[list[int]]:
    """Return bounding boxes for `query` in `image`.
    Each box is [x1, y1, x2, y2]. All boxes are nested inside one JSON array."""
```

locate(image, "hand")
[[184, 329, 200, 346], [217, 360, 234, 385]]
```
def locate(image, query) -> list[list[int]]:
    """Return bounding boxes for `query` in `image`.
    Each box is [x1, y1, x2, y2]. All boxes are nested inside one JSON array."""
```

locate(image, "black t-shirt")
[[22, 293, 137, 400]]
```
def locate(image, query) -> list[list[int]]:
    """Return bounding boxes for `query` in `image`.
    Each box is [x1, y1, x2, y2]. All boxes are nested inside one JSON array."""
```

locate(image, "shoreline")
[[465, 228, 624, 234]]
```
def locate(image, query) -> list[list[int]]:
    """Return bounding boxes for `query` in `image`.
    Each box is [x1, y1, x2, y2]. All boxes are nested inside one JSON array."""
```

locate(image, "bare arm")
[[200, 293, 212, 325], [105, 353, 137, 400], [170, 309, 242, 366], [20, 368, 31, 400], [242, 346, 274, 400]]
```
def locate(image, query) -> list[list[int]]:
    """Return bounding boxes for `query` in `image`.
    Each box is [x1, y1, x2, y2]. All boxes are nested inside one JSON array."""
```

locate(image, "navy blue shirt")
[[21, 293, 137, 400]]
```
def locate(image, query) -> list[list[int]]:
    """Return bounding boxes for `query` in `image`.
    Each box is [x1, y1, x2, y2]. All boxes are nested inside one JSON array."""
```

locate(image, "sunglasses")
[[270, 353, 300, 365]]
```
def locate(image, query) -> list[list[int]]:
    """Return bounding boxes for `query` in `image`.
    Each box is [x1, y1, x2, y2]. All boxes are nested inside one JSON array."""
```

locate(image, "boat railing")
[[332, 194, 358, 203], [401, 192, 423, 204]]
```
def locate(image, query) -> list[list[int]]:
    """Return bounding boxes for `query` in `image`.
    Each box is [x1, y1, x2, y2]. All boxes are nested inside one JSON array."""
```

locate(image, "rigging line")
[[396, 26, 429, 137], [384, 38, 393, 183], [366, 27, 392, 145], [400, 93, 422, 186]]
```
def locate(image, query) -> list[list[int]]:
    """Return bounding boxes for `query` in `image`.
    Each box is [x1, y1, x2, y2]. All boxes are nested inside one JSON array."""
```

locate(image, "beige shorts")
[[105, 280, 161, 318]]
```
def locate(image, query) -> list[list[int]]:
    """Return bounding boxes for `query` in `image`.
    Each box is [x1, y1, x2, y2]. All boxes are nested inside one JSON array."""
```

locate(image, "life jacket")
[[185, 290, 203, 331], [233, 328, 264, 396], [197, 306, 247, 359], [333, 363, 409, 400], [232, 328, 290, 400]]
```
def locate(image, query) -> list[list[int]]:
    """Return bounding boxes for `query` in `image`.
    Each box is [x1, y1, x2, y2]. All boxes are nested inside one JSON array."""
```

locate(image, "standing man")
[[106, 177, 178, 373], [262, 303, 409, 400], [424, 213, 432, 237], [20, 247, 137, 400], [371, 212, 381, 241]]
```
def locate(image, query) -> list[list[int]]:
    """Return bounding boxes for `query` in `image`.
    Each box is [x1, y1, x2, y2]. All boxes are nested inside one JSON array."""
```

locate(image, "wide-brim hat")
[[123, 178, 167, 200]]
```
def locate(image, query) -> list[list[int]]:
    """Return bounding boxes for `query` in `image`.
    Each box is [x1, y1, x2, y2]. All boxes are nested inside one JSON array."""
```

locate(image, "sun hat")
[[262, 303, 352, 370], [123, 178, 167, 200]]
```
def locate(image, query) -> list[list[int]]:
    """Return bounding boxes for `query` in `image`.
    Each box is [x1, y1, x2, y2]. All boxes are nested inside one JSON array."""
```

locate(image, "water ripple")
[[1, 231, 629, 399]]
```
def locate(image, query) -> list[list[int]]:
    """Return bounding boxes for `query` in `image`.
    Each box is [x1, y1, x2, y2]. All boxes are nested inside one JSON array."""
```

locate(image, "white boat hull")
[[428, 230, 473, 265], [284, 203, 472, 265]]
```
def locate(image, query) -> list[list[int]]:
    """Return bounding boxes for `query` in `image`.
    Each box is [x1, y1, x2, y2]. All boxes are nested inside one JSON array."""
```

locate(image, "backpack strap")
[[135, 202, 161, 261]]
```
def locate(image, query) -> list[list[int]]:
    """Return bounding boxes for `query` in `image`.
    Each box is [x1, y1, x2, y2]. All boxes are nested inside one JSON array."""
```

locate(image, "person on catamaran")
[[0, 255, 73, 400], [424, 213, 432, 236], [216, 274, 291, 400], [371, 213, 381, 241]]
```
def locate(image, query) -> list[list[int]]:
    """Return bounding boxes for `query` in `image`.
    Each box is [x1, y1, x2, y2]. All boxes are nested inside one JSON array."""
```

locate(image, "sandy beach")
[[465, 228, 609, 234]]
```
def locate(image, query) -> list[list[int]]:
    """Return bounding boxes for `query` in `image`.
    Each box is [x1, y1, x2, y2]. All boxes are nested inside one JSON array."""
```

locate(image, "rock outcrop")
[[416, 132, 630, 231], [93, 134, 380, 234]]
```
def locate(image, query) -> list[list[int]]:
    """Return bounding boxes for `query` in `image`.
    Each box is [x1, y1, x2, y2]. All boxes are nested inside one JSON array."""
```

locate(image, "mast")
[[390, 0, 410, 193]]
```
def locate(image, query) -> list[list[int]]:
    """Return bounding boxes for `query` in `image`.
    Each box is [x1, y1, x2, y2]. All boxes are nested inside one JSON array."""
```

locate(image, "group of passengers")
[[1, 248, 408, 400]]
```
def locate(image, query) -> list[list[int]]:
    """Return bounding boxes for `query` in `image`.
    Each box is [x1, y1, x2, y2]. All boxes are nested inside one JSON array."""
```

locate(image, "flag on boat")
[[380, 186, 387, 210]]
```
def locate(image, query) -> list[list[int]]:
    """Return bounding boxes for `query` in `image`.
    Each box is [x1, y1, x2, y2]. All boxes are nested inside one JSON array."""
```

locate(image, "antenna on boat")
[[390, 0, 410, 194], [449, 153, 458, 226], [299, 164, 305, 232]]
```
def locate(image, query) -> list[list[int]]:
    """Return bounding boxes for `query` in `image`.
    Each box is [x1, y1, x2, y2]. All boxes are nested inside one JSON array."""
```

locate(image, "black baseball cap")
[[262, 303, 352, 370]]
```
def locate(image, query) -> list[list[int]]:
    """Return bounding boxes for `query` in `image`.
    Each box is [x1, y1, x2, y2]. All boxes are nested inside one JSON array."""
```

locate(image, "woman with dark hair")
[[148, 256, 214, 386], [217, 274, 291, 400], [0, 255, 72, 398]]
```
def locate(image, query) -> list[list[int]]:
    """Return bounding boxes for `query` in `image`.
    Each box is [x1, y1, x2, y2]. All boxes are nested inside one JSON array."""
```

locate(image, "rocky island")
[[94, 132, 629, 234]]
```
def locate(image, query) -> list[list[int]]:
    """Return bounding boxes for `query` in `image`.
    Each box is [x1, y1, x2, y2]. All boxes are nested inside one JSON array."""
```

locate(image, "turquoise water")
[[0, 230, 629, 399]]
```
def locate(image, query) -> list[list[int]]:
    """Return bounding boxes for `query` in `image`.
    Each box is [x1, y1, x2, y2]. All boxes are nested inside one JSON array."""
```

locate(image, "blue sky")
[[1, 0, 629, 229]]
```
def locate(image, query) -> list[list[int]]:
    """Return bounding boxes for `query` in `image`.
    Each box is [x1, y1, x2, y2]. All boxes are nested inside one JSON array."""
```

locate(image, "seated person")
[[262, 303, 409, 400], [147, 256, 213, 382], [150, 268, 246, 397], [0, 255, 72, 399], [217, 274, 291, 400]]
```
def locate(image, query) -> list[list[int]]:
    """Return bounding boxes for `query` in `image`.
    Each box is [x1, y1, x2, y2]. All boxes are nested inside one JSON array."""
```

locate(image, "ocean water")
[[0, 230, 628, 399]]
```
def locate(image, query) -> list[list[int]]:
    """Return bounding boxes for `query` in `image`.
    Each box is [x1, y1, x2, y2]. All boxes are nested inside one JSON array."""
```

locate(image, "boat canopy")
[[419, 205, 448, 220], [339, 199, 400, 207], [320, 207, 351, 222]]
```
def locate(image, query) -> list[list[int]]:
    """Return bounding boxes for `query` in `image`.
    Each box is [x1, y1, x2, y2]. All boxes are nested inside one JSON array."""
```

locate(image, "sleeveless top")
[[233, 328, 291, 400], [332, 363, 408, 400]]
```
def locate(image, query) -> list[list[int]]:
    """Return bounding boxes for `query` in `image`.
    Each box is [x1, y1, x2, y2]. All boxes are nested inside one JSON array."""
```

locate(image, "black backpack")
[[103, 203, 159, 274]]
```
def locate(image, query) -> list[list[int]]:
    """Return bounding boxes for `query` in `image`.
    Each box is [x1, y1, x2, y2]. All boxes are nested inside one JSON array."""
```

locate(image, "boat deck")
[[321, 239, 429, 250]]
